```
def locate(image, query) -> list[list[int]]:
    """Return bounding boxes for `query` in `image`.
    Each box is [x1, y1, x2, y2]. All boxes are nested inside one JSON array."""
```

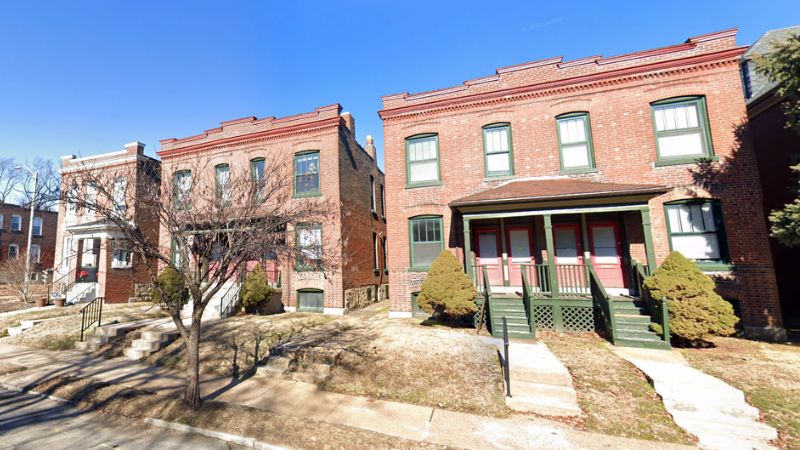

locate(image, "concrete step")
[[291, 363, 331, 384], [141, 329, 179, 342], [19, 320, 43, 328], [73, 341, 99, 352], [266, 355, 293, 370], [508, 381, 577, 403], [7, 326, 24, 337], [509, 367, 572, 387], [255, 364, 289, 378], [506, 394, 582, 417], [123, 347, 148, 360], [131, 339, 162, 352], [295, 348, 339, 365]]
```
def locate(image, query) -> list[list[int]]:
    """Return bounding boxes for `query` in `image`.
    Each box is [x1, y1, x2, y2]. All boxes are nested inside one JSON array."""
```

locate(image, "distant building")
[[0, 203, 57, 277]]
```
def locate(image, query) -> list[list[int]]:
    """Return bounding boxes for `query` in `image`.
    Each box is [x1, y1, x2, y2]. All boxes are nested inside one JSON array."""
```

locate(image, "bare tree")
[[19, 157, 61, 211], [65, 154, 337, 408], [0, 157, 22, 204], [0, 257, 38, 304]]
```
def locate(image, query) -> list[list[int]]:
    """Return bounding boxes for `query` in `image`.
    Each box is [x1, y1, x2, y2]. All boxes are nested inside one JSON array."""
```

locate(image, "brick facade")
[[0, 203, 57, 273], [157, 105, 385, 314], [380, 29, 785, 337]]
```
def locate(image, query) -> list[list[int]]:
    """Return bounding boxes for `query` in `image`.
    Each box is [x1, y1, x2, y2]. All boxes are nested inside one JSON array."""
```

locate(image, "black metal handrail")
[[502, 316, 511, 397], [80, 297, 104, 341]]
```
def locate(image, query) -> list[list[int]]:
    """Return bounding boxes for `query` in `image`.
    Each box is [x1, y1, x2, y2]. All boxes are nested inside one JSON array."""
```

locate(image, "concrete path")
[[0, 305, 55, 319], [615, 347, 778, 450], [0, 343, 694, 450]]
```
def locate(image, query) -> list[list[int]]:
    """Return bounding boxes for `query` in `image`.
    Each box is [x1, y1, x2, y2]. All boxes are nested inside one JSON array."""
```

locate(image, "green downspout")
[[544, 214, 559, 297], [640, 208, 657, 274], [463, 218, 473, 283]]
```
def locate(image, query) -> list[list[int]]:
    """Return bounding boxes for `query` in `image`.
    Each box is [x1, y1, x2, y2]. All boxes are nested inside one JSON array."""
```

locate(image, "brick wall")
[[0, 204, 57, 272]]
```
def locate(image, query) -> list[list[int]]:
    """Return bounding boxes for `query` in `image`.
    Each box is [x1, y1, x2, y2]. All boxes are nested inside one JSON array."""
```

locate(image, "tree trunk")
[[183, 325, 202, 408]]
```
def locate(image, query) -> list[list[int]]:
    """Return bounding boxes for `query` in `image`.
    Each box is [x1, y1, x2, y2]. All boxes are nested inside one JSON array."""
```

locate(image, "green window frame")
[[405, 134, 440, 187], [214, 164, 231, 205], [372, 232, 379, 274], [382, 236, 388, 274], [409, 215, 444, 270], [294, 151, 320, 197], [651, 96, 714, 165], [482, 123, 514, 178], [370, 175, 376, 213], [556, 112, 595, 172], [250, 158, 266, 202], [664, 199, 730, 267], [172, 170, 192, 210], [379, 183, 386, 219], [295, 223, 322, 271]]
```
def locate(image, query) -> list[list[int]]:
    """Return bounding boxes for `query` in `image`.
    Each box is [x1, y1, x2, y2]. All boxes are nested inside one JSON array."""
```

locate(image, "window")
[[409, 216, 443, 269], [113, 177, 127, 215], [370, 175, 376, 213], [380, 184, 386, 218], [215, 164, 231, 205], [32, 217, 43, 236], [652, 97, 713, 162], [251, 158, 266, 202], [66, 184, 78, 217], [294, 151, 320, 196], [85, 183, 97, 216], [173, 170, 192, 210], [61, 237, 72, 271], [111, 240, 132, 269], [483, 124, 514, 177], [665, 200, 728, 263], [372, 232, 379, 273], [10, 215, 21, 231], [741, 60, 753, 100], [0, 214, 4, 229], [8, 244, 18, 259], [29, 244, 40, 264], [406, 134, 440, 186], [296, 224, 322, 271], [382, 236, 388, 274], [297, 289, 324, 313], [556, 113, 595, 171]]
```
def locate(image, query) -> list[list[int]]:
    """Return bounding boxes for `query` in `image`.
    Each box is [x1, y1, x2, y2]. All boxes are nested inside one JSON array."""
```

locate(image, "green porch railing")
[[588, 266, 616, 343], [632, 261, 671, 348], [520, 267, 537, 339], [475, 266, 491, 335], [520, 263, 550, 294], [556, 264, 590, 296]]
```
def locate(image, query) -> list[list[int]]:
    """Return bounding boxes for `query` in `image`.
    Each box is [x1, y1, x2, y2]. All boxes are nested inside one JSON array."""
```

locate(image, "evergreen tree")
[[417, 250, 477, 321]]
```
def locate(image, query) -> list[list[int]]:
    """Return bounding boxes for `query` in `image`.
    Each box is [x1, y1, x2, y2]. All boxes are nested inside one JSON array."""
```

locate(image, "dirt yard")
[[0, 302, 167, 351], [0, 297, 33, 313], [682, 337, 800, 449], [540, 330, 694, 445]]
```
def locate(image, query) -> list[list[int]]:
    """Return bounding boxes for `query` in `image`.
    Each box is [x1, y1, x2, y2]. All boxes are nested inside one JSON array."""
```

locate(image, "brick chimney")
[[341, 112, 355, 136], [124, 141, 145, 155], [364, 134, 377, 160]]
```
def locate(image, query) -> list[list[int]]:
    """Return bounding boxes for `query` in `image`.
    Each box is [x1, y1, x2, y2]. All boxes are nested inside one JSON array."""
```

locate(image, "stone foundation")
[[344, 283, 388, 312]]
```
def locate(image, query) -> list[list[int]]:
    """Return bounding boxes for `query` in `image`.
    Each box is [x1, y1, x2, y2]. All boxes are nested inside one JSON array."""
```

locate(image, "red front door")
[[505, 225, 534, 287], [588, 223, 625, 288], [475, 227, 503, 287], [554, 224, 585, 292]]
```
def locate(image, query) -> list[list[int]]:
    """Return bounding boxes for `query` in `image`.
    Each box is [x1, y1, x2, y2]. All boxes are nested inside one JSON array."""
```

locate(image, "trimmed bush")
[[417, 251, 477, 321], [151, 267, 189, 307], [644, 252, 739, 344], [240, 265, 276, 310]]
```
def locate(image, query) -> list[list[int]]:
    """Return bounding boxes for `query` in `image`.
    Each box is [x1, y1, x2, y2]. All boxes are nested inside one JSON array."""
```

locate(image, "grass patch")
[[541, 330, 694, 444], [682, 337, 800, 449], [27, 374, 450, 450]]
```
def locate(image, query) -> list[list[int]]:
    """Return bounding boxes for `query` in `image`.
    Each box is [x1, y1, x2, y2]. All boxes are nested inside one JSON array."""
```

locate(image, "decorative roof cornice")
[[379, 46, 746, 121]]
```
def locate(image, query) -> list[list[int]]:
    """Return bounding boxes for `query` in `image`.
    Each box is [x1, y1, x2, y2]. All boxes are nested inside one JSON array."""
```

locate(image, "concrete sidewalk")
[[0, 343, 693, 450]]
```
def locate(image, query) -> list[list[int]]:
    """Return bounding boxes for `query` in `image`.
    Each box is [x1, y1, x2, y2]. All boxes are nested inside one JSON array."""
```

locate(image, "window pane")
[[559, 116, 587, 144], [412, 242, 441, 267], [672, 234, 721, 260], [409, 160, 438, 182], [485, 127, 509, 153], [555, 228, 578, 259], [657, 131, 704, 157], [562, 143, 590, 168], [654, 102, 699, 132], [701, 203, 717, 231], [408, 136, 437, 162], [667, 207, 683, 233], [478, 232, 499, 259], [486, 152, 510, 173]]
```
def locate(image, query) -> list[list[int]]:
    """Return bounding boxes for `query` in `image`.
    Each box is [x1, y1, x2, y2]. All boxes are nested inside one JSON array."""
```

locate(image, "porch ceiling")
[[450, 178, 668, 208]]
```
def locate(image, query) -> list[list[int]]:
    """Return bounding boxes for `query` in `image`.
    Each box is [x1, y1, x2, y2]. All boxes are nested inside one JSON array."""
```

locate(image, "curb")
[[144, 418, 287, 450]]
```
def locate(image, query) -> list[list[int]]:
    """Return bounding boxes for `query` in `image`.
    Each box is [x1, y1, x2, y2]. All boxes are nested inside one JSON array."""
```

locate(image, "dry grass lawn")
[[25, 373, 451, 450], [541, 330, 694, 445], [0, 298, 33, 313], [0, 302, 167, 351], [682, 337, 800, 449]]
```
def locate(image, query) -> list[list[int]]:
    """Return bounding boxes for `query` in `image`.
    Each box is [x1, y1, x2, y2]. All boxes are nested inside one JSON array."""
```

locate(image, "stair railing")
[[80, 296, 104, 341], [475, 266, 491, 335], [520, 268, 536, 339], [520, 263, 550, 294], [588, 266, 616, 343], [632, 261, 671, 348], [501, 316, 511, 397]]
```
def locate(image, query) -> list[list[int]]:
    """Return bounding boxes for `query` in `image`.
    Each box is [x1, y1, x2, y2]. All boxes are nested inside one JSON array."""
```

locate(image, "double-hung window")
[[409, 216, 443, 269], [113, 177, 127, 215], [483, 124, 514, 177], [294, 151, 320, 196], [372, 232, 379, 273], [406, 134, 440, 186], [85, 183, 97, 216], [251, 158, 266, 202], [379, 184, 386, 219], [652, 97, 713, 163], [66, 184, 78, 217], [215, 164, 231, 205], [296, 224, 322, 271], [10, 215, 22, 232], [665, 200, 728, 263], [111, 239, 132, 269], [557, 113, 595, 171], [382, 237, 388, 274], [32, 217, 42, 236], [173, 170, 192, 210], [8, 244, 18, 259], [370, 175, 376, 213], [30, 244, 41, 264]]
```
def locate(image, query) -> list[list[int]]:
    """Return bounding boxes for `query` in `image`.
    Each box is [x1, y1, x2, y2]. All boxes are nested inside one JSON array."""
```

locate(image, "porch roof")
[[449, 178, 668, 208]]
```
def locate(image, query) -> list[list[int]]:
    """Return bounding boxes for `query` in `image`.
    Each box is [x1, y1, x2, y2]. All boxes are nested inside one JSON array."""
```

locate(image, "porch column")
[[640, 208, 657, 273], [499, 218, 509, 287], [544, 214, 559, 297], [580, 214, 592, 268], [463, 217, 473, 283]]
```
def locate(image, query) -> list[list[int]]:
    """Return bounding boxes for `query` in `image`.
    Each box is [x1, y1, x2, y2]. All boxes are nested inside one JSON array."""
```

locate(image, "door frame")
[[552, 224, 583, 263], [504, 224, 534, 286], [587, 221, 626, 288]]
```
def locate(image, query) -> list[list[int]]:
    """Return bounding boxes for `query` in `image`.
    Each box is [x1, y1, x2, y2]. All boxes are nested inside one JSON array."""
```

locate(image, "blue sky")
[[0, 1, 797, 169]]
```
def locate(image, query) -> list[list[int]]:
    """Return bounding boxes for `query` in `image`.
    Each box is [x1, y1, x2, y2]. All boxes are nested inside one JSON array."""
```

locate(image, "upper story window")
[[10, 215, 22, 231], [373, 232, 379, 272], [406, 134, 440, 187], [556, 113, 595, 171], [665, 200, 729, 263], [651, 97, 713, 163], [379, 184, 386, 218], [173, 170, 192, 210], [30, 244, 41, 264], [66, 184, 78, 217], [113, 177, 127, 215], [483, 124, 514, 177], [294, 151, 320, 197], [32, 217, 43, 236], [8, 244, 18, 259], [0, 214, 4, 229], [409, 215, 443, 269], [85, 182, 97, 216], [741, 60, 753, 100], [295, 223, 322, 271], [251, 158, 266, 202], [215, 164, 231, 205], [370, 175, 376, 213]]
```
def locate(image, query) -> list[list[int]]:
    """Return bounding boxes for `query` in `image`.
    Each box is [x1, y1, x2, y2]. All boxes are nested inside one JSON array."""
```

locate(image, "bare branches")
[[18, 157, 61, 211], [0, 158, 22, 204]]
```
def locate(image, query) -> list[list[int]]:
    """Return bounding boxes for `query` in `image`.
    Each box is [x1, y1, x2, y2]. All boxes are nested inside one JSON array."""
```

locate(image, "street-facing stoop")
[[255, 346, 340, 384], [123, 319, 181, 360], [74, 318, 167, 352]]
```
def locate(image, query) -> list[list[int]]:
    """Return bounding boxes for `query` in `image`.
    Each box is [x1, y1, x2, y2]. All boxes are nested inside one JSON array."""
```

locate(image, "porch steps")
[[487, 295, 534, 340], [611, 299, 669, 350]]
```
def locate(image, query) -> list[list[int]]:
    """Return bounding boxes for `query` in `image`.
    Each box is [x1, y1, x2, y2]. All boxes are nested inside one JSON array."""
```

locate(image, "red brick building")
[[0, 203, 57, 275], [158, 104, 387, 315], [54, 142, 161, 303], [380, 29, 786, 341]]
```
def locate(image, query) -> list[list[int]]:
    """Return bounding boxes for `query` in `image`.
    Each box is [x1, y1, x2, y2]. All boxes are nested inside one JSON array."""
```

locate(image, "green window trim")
[[295, 223, 322, 272], [372, 232, 379, 274], [556, 112, 596, 172], [370, 175, 376, 214], [651, 96, 714, 163], [172, 170, 192, 210], [382, 236, 388, 274], [664, 199, 730, 265], [293, 150, 321, 197], [405, 133, 441, 188], [482, 123, 515, 178], [408, 215, 444, 271], [379, 184, 386, 219], [250, 158, 266, 202], [214, 163, 231, 205]]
